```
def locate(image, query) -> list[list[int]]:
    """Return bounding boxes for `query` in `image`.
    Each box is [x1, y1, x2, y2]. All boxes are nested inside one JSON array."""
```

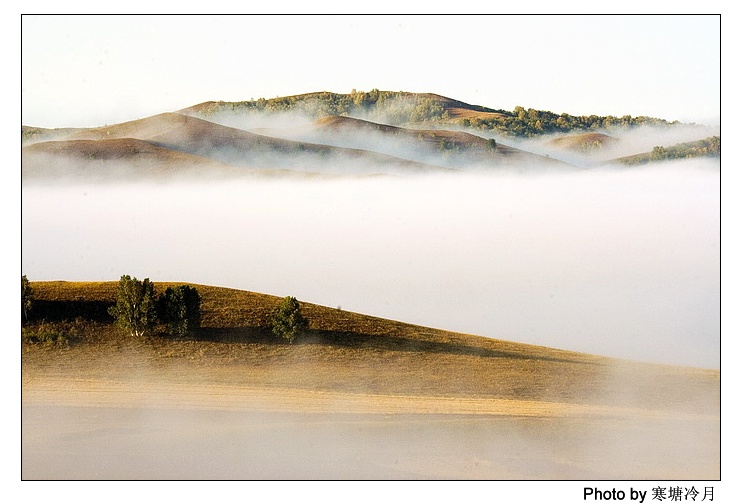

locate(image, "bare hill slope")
[[21, 137, 247, 181], [548, 132, 618, 152], [259, 114, 573, 169], [24, 113, 449, 177]]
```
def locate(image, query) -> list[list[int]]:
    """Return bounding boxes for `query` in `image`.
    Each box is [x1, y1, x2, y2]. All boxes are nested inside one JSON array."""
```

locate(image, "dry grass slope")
[[21, 138, 248, 180], [23, 281, 719, 414], [548, 132, 617, 151]]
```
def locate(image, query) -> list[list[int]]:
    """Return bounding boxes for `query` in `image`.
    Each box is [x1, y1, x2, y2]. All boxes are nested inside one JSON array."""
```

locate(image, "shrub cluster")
[[648, 136, 720, 161], [194, 90, 682, 138], [21, 274, 203, 344], [22, 275, 33, 322], [618, 136, 721, 165], [108, 275, 158, 337], [271, 296, 308, 344], [158, 285, 202, 338], [107, 275, 202, 338], [198, 90, 458, 125], [22, 275, 311, 345], [22, 318, 85, 347]]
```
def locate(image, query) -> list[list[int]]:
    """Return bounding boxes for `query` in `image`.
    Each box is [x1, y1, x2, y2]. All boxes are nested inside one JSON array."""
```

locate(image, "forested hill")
[[179, 89, 684, 138]]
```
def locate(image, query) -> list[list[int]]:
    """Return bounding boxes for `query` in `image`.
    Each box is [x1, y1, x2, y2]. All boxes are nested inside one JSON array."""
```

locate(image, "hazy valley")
[[21, 90, 720, 480], [22, 90, 720, 180]]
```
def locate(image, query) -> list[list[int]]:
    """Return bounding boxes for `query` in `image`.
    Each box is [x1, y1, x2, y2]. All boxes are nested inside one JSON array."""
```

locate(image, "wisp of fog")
[[21, 159, 720, 368]]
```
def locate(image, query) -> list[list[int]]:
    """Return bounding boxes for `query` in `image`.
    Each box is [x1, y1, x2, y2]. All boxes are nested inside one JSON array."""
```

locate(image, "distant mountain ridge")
[[178, 90, 506, 123], [177, 89, 688, 136], [22, 90, 718, 181]]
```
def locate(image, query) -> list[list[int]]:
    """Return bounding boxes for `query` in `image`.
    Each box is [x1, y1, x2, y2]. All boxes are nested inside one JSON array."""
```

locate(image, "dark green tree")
[[158, 285, 201, 338], [22, 275, 33, 323], [108, 275, 157, 337], [271, 296, 308, 344]]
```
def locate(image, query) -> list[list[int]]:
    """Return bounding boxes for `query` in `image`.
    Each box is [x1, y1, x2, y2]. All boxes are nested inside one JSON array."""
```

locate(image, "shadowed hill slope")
[[258, 114, 574, 169], [314, 114, 500, 150]]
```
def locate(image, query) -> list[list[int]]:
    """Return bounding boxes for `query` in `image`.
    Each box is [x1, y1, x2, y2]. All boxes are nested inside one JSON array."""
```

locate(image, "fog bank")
[[23, 403, 718, 480], [21, 160, 720, 368]]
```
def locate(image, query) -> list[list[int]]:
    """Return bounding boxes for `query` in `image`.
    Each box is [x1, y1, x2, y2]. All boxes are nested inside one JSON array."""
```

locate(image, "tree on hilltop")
[[22, 275, 33, 323], [158, 285, 201, 338], [108, 275, 157, 337], [271, 296, 308, 344]]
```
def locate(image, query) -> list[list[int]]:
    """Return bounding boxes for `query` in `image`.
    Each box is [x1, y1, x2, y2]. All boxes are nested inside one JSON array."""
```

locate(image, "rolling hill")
[[255, 114, 566, 169], [21, 137, 250, 181], [547, 132, 618, 152], [23, 280, 719, 411], [177, 90, 508, 125], [22, 112, 455, 179], [22, 90, 719, 181], [22, 281, 721, 479]]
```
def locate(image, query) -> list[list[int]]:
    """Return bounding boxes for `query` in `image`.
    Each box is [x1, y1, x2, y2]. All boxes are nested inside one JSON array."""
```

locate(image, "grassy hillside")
[[547, 132, 618, 152], [179, 90, 506, 126], [613, 136, 721, 165], [21, 137, 251, 181], [179, 89, 682, 137], [22, 281, 719, 414]]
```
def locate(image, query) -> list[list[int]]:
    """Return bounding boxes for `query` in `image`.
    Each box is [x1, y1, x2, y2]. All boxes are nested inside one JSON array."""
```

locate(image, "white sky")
[[21, 13, 721, 128]]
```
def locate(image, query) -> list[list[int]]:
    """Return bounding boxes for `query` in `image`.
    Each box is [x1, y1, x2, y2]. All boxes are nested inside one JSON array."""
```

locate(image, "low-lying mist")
[[21, 159, 720, 368], [527, 123, 722, 167], [186, 109, 720, 169], [23, 403, 719, 479]]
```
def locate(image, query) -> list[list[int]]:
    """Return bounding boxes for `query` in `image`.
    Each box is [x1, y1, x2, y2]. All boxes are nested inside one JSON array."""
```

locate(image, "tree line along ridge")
[[191, 89, 682, 138], [21, 275, 308, 346]]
